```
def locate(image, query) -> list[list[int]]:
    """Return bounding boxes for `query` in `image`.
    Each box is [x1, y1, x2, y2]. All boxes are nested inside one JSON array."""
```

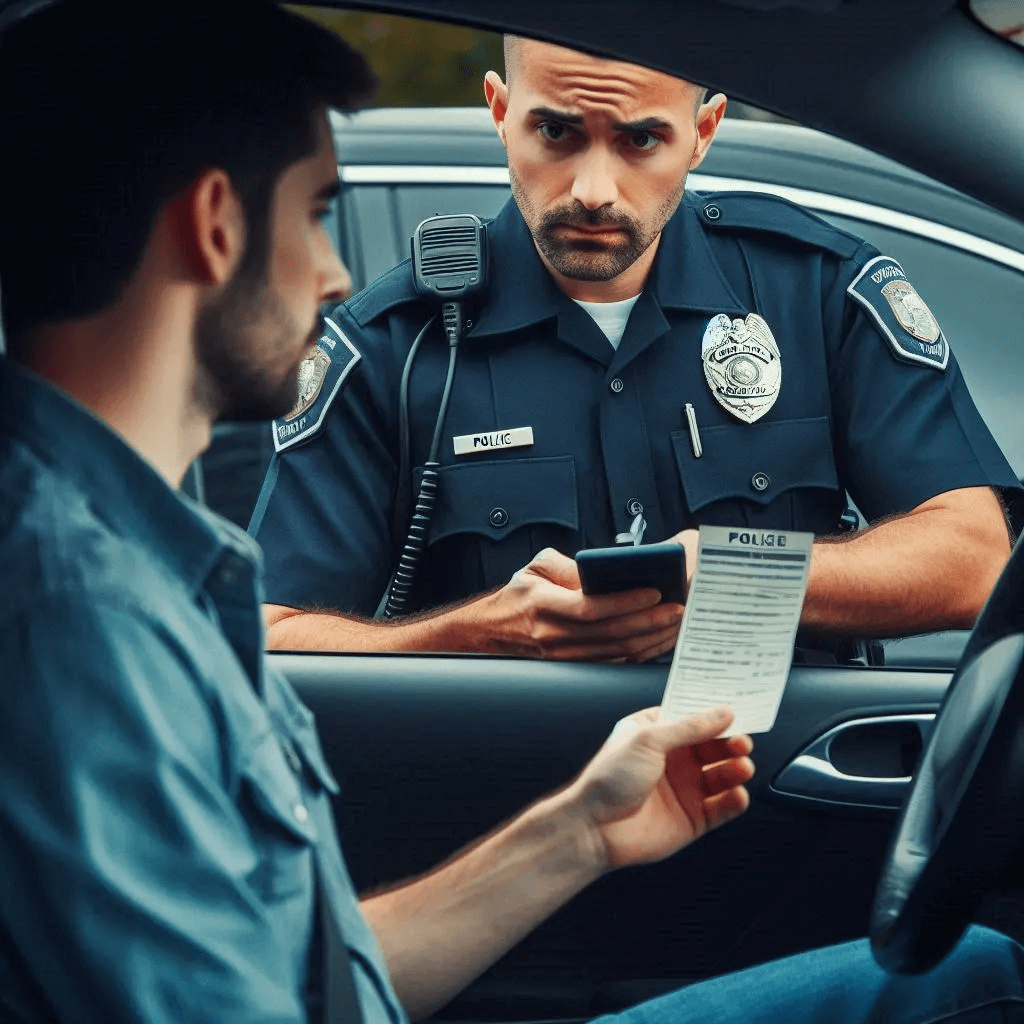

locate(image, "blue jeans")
[[601, 926, 1024, 1024]]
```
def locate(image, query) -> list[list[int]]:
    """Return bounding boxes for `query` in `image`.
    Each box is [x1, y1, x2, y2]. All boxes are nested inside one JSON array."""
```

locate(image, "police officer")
[[250, 36, 1020, 660]]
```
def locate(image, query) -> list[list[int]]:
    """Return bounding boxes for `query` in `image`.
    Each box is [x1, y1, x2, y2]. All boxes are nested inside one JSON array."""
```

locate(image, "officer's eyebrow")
[[613, 116, 674, 134], [528, 107, 674, 134], [529, 106, 584, 124]]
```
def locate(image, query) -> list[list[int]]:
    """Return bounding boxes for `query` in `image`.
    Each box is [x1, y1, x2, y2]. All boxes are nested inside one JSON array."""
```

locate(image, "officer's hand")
[[669, 528, 699, 593], [568, 706, 753, 870], [476, 548, 683, 661]]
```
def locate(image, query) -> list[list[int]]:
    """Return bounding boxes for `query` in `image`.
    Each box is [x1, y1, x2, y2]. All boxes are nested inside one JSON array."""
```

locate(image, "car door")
[[282, 650, 972, 1021]]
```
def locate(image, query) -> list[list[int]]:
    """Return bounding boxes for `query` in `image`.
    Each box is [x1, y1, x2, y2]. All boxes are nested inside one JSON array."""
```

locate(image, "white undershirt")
[[573, 294, 641, 350]]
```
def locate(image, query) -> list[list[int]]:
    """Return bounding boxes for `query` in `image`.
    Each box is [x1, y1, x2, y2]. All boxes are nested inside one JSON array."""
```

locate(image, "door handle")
[[771, 714, 935, 809]]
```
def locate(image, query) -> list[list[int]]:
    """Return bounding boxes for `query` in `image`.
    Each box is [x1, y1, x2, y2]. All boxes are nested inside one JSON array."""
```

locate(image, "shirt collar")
[[468, 194, 746, 344], [467, 200, 580, 341], [650, 195, 747, 315], [0, 356, 260, 596]]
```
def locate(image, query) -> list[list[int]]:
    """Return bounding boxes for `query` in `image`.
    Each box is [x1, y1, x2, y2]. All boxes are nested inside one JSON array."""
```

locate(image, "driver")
[[250, 36, 1021, 662], [1, 4, 1023, 1023]]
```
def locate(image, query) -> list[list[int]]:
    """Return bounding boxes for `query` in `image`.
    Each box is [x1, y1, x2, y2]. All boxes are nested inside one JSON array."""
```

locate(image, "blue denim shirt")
[[0, 357, 407, 1024]]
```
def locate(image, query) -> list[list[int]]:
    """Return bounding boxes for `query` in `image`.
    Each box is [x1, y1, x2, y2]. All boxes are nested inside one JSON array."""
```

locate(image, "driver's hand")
[[571, 706, 753, 870], [473, 548, 683, 661]]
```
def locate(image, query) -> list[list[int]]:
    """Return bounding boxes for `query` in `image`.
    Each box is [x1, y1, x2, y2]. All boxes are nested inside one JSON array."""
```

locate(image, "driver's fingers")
[[702, 756, 755, 796], [629, 706, 734, 754], [702, 785, 751, 831], [694, 733, 754, 763]]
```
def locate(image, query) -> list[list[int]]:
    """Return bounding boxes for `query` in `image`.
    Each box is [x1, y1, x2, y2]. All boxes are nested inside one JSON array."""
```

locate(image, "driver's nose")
[[322, 248, 353, 304]]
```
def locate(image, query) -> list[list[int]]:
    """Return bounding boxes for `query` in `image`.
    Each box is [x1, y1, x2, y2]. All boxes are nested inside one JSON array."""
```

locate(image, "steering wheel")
[[870, 535, 1024, 973]]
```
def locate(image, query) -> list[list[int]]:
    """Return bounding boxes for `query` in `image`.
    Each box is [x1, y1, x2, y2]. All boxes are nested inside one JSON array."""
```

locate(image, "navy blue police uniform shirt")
[[250, 193, 1021, 617]]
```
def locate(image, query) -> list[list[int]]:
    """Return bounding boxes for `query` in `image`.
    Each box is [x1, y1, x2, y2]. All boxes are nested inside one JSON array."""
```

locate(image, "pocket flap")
[[240, 731, 317, 845], [266, 670, 340, 796], [419, 456, 578, 544], [673, 416, 838, 512]]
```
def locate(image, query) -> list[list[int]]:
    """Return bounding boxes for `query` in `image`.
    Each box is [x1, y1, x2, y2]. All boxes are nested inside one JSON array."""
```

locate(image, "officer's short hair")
[[503, 34, 708, 111], [0, 0, 377, 354]]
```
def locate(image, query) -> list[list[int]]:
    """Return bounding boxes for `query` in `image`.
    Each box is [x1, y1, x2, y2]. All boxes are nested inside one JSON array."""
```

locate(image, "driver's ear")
[[174, 168, 246, 286], [484, 70, 510, 149], [689, 92, 728, 170]]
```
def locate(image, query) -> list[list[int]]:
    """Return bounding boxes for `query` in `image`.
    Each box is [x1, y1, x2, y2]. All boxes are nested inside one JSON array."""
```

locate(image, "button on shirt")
[[0, 358, 406, 1024], [252, 196, 1021, 617]]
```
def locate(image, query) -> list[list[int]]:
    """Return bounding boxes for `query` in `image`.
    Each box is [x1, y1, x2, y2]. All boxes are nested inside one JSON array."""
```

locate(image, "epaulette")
[[693, 190, 863, 260], [272, 316, 361, 452], [345, 259, 421, 328]]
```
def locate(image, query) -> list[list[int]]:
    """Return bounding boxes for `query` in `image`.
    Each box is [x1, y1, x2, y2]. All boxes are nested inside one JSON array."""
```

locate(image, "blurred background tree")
[[288, 6, 782, 119], [289, 6, 503, 107]]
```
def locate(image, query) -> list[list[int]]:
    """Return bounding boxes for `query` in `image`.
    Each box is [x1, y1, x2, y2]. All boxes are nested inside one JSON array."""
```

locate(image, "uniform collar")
[[0, 356, 260, 597], [649, 195, 747, 315], [467, 194, 746, 349], [467, 200, 569, 341]]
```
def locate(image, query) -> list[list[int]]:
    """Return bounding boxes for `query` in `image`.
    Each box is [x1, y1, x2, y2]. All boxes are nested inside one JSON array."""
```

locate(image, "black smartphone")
[[575, 542, 687, 604]]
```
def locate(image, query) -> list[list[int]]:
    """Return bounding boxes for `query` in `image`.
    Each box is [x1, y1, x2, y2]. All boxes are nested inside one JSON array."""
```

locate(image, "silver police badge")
[[701, 313, 781, 424], [285, 347, 331, 422]]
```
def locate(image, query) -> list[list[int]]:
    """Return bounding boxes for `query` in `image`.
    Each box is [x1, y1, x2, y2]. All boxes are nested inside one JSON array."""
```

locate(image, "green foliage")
[[289, 6, 504, 108]]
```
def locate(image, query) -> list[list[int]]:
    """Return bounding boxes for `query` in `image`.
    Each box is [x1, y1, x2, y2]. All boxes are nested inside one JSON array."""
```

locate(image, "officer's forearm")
[[799, 486, 1010, 636], [262, 600, 498, 654]]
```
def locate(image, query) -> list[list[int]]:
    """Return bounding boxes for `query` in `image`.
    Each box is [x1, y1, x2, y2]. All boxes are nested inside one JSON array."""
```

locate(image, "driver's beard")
[[510, 166, 686, 282], [193, 247, 318, 423]]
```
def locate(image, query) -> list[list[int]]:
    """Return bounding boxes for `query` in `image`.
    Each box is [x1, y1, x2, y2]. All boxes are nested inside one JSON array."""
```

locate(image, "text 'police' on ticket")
[[661, 526, 813, 736]]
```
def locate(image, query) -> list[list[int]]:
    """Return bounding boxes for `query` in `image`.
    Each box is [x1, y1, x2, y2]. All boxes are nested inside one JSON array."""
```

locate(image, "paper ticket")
[[661, 526, 813, 735]]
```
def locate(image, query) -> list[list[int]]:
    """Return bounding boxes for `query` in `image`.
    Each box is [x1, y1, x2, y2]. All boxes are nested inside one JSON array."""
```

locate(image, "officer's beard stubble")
[[510, 164, 686, 282]]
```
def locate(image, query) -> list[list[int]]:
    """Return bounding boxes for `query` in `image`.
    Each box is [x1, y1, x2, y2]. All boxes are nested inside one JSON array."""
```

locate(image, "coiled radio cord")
[[383, 301, 463, 617]]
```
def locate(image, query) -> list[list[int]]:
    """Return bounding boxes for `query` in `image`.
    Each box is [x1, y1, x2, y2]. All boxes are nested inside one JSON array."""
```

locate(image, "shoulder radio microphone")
[[411, 213, 487, 303], [383, 214, 488, 617]]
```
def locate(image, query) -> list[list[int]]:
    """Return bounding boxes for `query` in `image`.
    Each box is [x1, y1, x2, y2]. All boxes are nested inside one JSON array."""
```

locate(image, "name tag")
[[453, 426, 534, 456]]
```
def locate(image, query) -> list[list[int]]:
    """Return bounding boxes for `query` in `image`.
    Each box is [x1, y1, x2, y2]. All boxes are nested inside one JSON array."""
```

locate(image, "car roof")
[[331, 1, 1024, 223]]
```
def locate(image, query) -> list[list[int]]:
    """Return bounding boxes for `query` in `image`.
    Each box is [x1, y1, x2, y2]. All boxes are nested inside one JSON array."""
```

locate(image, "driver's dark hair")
[[0, 0, 377, 356]]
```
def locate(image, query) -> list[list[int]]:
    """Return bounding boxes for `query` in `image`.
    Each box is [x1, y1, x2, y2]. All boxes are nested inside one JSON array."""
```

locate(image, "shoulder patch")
[[345, 259, 419, 327], [847, 255, 949, 371], [694, 190, 862, 259], [272, 317, 361, 452]]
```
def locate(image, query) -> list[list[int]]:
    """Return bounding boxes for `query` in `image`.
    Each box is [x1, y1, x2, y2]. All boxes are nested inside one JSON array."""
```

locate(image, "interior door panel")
[[279, 653, 957, 1019]]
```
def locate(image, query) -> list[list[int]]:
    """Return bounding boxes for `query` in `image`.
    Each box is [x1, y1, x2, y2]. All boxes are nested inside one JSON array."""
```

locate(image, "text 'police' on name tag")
[[661, 525, 813, 736], [453, 426, 534, 456]]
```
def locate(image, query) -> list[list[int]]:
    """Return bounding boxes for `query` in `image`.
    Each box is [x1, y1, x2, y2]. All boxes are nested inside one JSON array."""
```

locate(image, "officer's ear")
[[484, 71, 510, 148], [689, 92, 728, 170]]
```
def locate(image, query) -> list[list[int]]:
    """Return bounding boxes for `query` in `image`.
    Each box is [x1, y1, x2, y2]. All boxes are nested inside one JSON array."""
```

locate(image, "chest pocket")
[[413, 455, 579, 600], [671, 415, 844, 535], [238, 704, 339, 904]]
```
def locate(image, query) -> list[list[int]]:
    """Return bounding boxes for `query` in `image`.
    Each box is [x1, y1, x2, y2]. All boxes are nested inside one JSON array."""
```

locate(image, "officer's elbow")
[[263, 603, 302, 648], [950, 509, 1013, 628]]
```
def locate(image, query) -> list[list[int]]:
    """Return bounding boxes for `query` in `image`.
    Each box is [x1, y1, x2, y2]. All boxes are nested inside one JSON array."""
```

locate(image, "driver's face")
[[196, 111, 350, 421], [486, 40, 718, 293]]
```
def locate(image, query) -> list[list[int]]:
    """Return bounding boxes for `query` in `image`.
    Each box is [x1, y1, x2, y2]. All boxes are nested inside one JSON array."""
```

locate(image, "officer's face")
[[195, 112, 352, 421], [485, 40, 724, 296]]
